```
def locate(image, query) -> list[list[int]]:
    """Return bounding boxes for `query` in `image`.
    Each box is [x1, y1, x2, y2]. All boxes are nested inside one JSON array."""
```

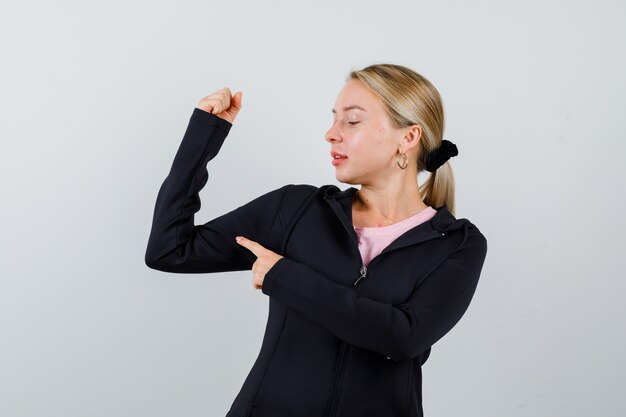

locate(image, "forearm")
[[145, 108, 233, 270], [261, 234, 486, 361]]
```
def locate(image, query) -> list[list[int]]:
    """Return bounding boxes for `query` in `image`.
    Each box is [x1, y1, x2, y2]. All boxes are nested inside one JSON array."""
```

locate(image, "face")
[[325, 79, 420, 185]]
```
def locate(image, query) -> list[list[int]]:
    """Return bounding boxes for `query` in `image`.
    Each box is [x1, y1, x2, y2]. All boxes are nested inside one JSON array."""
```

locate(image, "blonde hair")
[[347, 63, 456, 216]]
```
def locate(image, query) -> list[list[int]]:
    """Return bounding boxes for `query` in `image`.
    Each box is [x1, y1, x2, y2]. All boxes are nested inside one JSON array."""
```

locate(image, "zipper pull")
[[353, 265, 367, 286]]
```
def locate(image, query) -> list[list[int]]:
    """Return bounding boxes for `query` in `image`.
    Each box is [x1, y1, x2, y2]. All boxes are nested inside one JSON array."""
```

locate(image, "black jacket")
[[145, 108, 488, 417]]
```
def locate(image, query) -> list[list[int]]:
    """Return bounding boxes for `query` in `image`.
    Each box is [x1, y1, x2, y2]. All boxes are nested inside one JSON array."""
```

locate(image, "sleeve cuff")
[[191, 107, 233, 133], [262, 257, 291, 296]]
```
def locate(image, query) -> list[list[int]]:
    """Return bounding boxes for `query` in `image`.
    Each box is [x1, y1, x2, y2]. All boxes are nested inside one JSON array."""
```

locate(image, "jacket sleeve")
[[144, 107, 291, 274], [261, 230, 488, 361]]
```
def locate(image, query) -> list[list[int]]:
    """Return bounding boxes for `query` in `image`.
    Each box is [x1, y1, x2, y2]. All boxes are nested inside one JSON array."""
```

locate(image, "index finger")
[[235, 236, 264, 256]]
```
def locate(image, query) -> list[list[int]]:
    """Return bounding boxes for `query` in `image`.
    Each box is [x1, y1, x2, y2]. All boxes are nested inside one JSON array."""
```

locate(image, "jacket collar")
[[321, 184, 469, 256]]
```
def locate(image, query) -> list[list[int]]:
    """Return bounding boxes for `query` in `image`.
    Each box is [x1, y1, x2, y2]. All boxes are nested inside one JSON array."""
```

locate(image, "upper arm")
[[146, 184, 292, 273], [394, 230, 488, 358]]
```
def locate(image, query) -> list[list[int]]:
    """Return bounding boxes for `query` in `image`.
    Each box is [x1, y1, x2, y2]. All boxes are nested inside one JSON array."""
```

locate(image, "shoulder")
[[260, 184, 321, 232], [434, 205, 487, 257], [453, 218, 488, 263], [247, 184, 320, 210], [250, 183, 318, 210], [280, 184, 322, 210], [284, 183, 320, 197]]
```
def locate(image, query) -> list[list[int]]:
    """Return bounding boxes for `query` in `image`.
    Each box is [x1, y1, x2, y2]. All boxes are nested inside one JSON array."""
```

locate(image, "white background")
[[1, 0, 624, 416]]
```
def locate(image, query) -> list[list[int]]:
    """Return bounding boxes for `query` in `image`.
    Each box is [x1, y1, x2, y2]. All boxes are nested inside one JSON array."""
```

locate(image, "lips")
[[331, 151, 348, 159]]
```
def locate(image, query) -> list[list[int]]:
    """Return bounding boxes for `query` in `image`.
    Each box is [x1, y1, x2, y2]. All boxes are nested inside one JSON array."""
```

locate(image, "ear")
[[400, 124, 422, 152]]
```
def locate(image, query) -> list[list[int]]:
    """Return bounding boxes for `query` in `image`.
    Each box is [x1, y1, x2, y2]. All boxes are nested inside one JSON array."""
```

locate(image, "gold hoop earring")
[[396, 152, 408, 169]]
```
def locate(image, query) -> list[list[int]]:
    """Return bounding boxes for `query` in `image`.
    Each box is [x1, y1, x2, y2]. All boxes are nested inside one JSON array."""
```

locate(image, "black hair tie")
[[425, 139, 459, 172]]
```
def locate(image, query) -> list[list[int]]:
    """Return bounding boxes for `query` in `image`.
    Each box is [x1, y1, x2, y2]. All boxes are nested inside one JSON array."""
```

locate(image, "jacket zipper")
[[353, 265, 367, 286], [325, 209, 363, 417], [324, 194, 450, 417]]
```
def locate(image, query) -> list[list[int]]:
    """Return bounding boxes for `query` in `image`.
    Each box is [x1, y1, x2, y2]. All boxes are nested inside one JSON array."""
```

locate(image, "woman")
[[145, 63, 488, 417]]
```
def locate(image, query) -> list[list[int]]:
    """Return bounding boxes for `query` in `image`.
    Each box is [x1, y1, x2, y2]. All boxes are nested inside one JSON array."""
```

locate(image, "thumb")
[[230, 91, 242, 115], [234, 91, 243, 107]]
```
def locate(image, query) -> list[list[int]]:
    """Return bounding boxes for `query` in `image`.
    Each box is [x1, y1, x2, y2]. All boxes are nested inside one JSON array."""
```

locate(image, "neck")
[[352, 183, 428, 222]]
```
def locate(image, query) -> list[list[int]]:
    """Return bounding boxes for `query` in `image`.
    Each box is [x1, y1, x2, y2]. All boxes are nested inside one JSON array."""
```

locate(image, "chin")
[[334, 172, 359, 185]]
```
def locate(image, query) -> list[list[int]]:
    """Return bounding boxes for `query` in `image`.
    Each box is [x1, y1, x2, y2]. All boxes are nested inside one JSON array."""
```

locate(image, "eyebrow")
[[332, 105, 367, 114]]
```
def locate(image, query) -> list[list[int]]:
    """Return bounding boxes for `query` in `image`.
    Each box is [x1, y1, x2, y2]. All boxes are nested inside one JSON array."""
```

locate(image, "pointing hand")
[[235, 236, 284, 290]]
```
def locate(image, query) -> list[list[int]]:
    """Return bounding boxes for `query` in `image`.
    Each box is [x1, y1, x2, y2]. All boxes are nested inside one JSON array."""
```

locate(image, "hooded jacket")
[[145, 107, 488, 417]]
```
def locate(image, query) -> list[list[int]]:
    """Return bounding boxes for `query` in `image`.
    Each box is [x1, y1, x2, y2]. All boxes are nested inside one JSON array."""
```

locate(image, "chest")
[[281, 201, 461, 304]]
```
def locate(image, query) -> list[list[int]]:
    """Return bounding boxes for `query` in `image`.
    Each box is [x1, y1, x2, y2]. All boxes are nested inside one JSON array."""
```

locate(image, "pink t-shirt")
[[354, 206, 437, 267]]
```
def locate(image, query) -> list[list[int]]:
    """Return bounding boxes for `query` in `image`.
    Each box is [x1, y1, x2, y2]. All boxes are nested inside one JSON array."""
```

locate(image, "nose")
[[325, 123, 340, 144]]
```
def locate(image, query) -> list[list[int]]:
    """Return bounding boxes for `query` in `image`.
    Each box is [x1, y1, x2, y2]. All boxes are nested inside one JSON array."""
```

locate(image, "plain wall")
[[1, 0, 625, 416]]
